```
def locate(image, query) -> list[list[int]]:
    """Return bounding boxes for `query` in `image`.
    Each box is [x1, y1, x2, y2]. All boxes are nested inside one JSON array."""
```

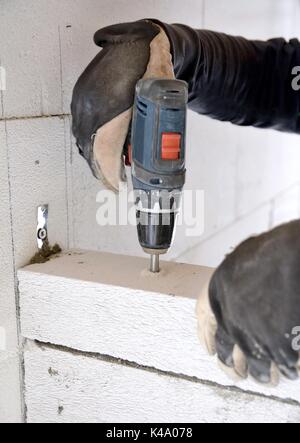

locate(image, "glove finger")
[[143, 26, 175, 79], [196, 280, 217, 356], [278, 366, 299, 380], [94, 20, 160, 47], [270, 345, 299, 381], [270, 362, 280, 387], [232, 345, 280, 385], [247, 356, 272, 384], [232, 345, 248, 379], [92, 109, 131, 192], [230, 328, 273, 383], [215, 326, 235, 368], [218, 345, 247, 382]]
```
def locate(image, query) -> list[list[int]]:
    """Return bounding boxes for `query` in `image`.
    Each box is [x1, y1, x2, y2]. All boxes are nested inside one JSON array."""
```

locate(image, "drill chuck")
[[135, 188, 182, 255]]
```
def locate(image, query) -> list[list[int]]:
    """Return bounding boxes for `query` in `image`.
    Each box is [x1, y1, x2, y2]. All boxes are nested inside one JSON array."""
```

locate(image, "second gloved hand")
[[197, 221, 300, 385]]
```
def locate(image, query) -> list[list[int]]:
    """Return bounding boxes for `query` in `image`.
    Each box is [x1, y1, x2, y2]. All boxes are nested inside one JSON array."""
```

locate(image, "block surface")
[[19, 250, 300, 405]]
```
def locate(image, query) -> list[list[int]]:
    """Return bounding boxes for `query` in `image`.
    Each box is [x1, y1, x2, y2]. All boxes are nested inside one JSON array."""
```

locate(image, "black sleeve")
[[152, 20, 300, 134]]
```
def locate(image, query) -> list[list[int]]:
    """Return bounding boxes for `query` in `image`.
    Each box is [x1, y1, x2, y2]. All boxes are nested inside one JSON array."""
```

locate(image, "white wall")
[[0, 0, 300, 422], [0, 123, 22, 422], [177, 0, 300, 266]]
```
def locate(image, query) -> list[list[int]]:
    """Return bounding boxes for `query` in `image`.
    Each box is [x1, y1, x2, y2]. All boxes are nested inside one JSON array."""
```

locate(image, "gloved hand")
[[72, 20, 300, 192], [197, 220, 300, 385], [71, 20, 174, 192]]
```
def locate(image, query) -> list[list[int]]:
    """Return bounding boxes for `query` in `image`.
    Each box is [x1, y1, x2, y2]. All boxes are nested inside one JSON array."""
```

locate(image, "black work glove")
[[197, 221, 300, 384], [71, 20, 174, 191]]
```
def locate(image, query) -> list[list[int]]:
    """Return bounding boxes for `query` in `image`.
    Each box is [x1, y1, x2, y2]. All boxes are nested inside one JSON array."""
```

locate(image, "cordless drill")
[[125, 79, 188, 273]]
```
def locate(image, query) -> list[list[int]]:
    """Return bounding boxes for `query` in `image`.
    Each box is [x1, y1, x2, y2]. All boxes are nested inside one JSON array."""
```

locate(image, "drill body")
[[130, 79, 188, 271]]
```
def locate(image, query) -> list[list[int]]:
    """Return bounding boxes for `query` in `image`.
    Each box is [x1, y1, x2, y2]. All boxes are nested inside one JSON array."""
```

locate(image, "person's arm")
[[152, 20, 300, 133]]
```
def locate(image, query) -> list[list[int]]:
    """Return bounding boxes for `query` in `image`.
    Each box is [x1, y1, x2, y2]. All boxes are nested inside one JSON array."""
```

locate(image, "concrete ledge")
[[18, 250, 300, 408]]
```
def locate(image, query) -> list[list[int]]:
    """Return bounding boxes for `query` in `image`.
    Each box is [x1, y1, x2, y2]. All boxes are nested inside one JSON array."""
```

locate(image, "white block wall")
[[24, 343, 300, 423], [0, 123, 22, 422], [1, 0, 300, 422]]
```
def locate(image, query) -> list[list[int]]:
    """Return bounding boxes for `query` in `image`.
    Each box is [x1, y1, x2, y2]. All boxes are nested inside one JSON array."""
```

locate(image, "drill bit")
[[150, 254, 160, 273]]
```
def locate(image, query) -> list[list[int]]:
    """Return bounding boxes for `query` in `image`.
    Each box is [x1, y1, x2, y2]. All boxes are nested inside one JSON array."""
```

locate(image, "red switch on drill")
[[161, 133, 181, 161]]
